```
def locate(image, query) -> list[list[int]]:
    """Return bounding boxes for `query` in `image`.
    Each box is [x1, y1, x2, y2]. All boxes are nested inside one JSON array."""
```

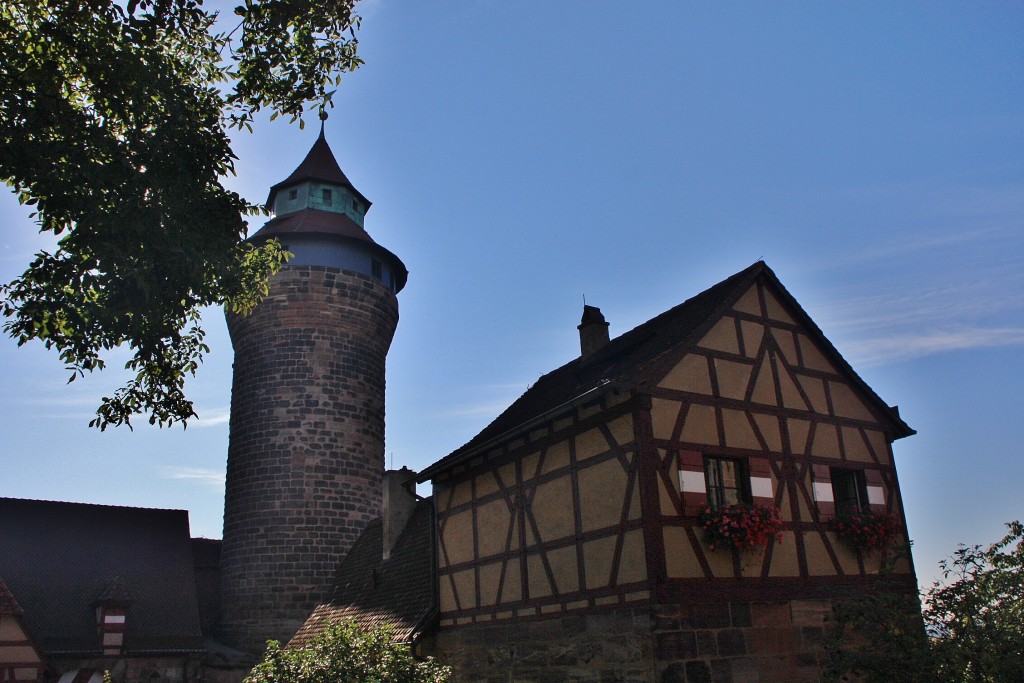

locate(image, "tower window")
[[351, 198, 358, 210], [288, 189, 297, 200], [371, 259, 382, 279], [322, 188, 332, 205]]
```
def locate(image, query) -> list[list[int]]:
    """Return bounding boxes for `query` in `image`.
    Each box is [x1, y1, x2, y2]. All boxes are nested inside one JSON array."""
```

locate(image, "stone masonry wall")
[[653, 599, 833, 683], [219, 266, 399, 653], [428, 607, 656, 683], [428, 599, 838, 683]]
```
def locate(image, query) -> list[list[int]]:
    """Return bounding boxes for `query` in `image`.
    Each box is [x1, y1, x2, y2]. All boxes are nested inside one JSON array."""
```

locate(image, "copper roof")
[[265, 128, 370, 209]]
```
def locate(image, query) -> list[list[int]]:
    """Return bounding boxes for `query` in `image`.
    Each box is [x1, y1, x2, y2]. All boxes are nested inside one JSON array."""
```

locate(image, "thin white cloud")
[[843, 327, 1024, 367], [193, 406, 231, 428], [818, 281, 1024, 336], [163, 467, 225, 487]]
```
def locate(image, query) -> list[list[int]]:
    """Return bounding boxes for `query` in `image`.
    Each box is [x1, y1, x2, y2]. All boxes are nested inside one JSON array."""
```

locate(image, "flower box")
[[831, 510, 900, 554], [700, 503, 783, 552]]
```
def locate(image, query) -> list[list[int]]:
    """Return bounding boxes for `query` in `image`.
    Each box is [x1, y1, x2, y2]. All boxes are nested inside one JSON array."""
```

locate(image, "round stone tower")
[[219, 126, 408, 653]]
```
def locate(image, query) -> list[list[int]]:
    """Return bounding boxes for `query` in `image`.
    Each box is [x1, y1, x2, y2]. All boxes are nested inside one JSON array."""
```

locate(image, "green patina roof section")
[[266, 127, 371, 210]]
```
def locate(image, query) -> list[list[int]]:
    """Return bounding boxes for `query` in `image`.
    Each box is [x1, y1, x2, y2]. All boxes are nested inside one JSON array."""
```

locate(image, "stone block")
[[790, 600, 830, 627], [709, 659, 731, 683], [726, 657, 760, 683], [750, 602, 791, 629], [695, 630, 717, 657], [690, 603, 731, 629], [800, 626, 824, 648], [717, 629, 746, 657], [684, 661, 712, 683], [655, 631, 697, 661], [729, 602, 752, 628], [653, 604, 682, 631], [660, 663, 686, 683]]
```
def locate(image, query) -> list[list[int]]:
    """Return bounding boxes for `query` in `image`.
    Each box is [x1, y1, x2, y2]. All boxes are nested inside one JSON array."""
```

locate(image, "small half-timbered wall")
[[0, 614, 43, 682], [647, 276, 914, 599], [434, 391, 653, 627]]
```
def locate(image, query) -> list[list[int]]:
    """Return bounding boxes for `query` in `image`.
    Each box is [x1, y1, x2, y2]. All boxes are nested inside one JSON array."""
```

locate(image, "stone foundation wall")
[[429, 599, 838, 683], [428, 608, 656, 683], [653, 599, 831, 683]]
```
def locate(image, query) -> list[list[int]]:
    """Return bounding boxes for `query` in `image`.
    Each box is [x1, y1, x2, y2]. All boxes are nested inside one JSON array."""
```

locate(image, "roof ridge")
[[0, 496, 186, 514]]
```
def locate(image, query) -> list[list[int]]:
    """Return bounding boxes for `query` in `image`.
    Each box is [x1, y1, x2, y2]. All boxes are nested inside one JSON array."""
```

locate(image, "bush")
[[824, 521, 1024, 683], [926, 521, 1024, 683], [245, 619, 450, 683]]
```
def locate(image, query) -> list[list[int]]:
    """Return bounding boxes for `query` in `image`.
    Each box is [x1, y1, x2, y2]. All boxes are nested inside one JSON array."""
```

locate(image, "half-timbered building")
[[413, 261, 918, 682]]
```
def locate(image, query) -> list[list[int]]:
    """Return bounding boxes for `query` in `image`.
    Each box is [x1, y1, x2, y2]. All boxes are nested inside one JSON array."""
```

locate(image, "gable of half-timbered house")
[[418, 261, 918, 682], [0, 580, 45, 683], [642, 269, 916, 599]]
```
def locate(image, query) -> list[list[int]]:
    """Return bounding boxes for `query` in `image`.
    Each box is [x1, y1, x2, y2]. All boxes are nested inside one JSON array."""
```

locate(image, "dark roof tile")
[[419, 261, 912, 481], [289, 500, 436, 646], [0, 498, 204, 655]]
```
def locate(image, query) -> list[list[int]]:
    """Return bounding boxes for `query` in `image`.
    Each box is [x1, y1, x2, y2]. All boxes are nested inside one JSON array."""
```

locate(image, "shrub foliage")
[[245, 620, 450, 683]]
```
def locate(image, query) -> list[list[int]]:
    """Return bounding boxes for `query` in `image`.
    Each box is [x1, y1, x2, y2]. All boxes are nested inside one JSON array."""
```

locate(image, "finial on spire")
[[318, 89, 336, 138]]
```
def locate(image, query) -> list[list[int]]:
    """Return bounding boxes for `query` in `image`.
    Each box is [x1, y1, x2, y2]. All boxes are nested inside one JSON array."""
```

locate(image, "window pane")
[[721, 460, 738, 487], [832, 468, 866, 516], [722, 487, 742, 506], [705, 456, 747, 510]]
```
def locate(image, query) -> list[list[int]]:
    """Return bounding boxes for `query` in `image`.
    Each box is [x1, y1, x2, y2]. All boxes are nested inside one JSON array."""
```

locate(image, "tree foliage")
[[0, 0, 363, 428], [926, 520, 1024, 683], [824, 521, 1024, 683], [245, 620, 450, 683]]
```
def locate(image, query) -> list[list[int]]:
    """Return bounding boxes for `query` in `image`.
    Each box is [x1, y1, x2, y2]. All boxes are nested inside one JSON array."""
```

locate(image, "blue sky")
[[1, 2, 1021, 588]]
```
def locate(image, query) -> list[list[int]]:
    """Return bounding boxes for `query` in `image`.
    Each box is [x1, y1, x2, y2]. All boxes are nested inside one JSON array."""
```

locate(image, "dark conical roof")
[[265, 128, 371, 209]]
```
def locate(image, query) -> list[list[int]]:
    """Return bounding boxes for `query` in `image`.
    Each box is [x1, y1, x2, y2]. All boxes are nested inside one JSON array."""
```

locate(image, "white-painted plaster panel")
[[867, 486, 885, 506], [679, 470, 705, 493], [813, 482, 834, 502], [751, 476, 773, 499]]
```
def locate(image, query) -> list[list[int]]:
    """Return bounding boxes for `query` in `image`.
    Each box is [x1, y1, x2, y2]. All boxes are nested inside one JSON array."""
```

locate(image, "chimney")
[[578, 305, 610, 359], [382, 467, 418, 560]]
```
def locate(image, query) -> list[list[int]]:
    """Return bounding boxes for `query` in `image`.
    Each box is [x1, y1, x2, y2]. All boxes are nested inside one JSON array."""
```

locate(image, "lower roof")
[[0, 498, 204, 654]]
